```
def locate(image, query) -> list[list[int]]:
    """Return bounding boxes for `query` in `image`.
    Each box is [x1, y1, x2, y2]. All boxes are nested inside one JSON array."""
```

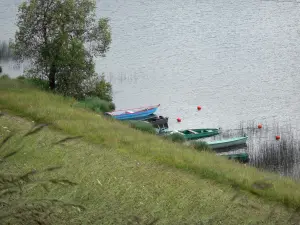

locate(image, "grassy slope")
[[0, 79, 300, 224]]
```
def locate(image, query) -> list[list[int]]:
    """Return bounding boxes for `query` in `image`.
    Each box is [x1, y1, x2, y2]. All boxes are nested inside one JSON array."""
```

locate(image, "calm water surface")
[[1, 0, 300, 131]]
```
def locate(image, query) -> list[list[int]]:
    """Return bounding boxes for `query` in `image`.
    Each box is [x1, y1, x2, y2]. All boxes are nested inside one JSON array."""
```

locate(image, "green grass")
[[125, 120, 157, 134], [1, 79, 300, 223], [74, 96, 115, 113], [1, 114, 299, 224]]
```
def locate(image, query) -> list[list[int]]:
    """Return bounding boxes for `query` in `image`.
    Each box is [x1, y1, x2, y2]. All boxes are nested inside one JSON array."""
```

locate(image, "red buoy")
[[197, 106, 202, 111], [276, 135, 280, 140], [177, 118, 182, 123], [258, 124, 262, 129]]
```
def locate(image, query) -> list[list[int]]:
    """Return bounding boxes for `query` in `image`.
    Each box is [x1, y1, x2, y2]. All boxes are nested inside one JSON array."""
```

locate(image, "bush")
[[0, 74, 9, 79], [75, 96, 115, 113], [17, 75, 25, 80], [126, 120, 156, 134], [26, 77, 49, 91], [87, 74, 113, 102], [190, 141, 212, 152], [164, 133, 185, 143]]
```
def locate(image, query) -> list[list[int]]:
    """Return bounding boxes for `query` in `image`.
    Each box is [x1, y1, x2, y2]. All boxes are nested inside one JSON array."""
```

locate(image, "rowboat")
[[161, 128, 219, 140], [219, 152, 249, 163], [105, 104, 160, 120], [142, 114, 169, 129], [206, 136, 248, 149]]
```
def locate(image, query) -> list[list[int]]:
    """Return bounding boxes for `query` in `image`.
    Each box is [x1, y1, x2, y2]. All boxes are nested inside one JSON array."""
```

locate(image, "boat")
[[219, 152, 249, 163], [142, 114, 169, 129], [206, 136, 248, 150], [105, 104, 160, 120], [160, 128, 219, 140]]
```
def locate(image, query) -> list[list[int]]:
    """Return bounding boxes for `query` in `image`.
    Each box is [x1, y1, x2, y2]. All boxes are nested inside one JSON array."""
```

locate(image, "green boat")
[[206, 136, 248, 149], [161, 128, 219, 140], [219, 152, 249, 163]]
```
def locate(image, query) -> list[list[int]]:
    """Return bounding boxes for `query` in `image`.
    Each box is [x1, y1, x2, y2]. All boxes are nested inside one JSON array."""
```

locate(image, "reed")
[[216, 120, 300, 180], [0, 41, 15, 61]]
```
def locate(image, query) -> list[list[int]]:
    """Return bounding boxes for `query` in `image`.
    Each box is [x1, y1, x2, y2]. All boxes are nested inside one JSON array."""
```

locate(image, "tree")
[[91, 73, 113, 102], [11, 0, 112, 99]]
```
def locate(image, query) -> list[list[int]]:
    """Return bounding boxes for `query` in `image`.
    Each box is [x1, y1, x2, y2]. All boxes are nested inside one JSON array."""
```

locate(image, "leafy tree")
[[88, 73, 113, 102], [11, 0, 112, 99]]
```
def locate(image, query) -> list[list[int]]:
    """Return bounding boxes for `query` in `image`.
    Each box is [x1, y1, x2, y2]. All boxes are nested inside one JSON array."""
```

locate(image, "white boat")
[[206, 136, 248, 149]]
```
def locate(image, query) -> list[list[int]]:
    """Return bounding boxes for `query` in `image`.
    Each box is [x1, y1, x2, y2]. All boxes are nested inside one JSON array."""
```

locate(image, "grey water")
[[1, 0, 300, 177]]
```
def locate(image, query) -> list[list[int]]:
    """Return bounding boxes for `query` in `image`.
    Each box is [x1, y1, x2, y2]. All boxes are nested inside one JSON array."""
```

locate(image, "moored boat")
[[161, 128, 219, 140], [105, 104, 160, 120], [142, 114, 169, 129], [206, 136, 248, 149]]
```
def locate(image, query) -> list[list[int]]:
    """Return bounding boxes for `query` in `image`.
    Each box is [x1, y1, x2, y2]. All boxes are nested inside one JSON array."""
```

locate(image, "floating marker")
[[276, 135, 281, 140], [177, 118, 182, 123], [197, 106, 202, 111], [258, 124, 262, 129]]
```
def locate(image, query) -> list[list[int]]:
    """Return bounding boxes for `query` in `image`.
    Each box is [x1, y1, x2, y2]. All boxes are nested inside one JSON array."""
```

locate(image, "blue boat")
[[105, 104, 160, 120]]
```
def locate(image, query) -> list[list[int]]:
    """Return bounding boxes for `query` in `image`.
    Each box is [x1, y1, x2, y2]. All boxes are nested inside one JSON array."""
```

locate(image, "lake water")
[[1, 0, 300, 131]]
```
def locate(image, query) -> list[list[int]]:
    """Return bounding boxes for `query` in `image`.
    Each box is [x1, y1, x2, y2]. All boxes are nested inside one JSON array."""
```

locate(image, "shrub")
[[126, 120, 156, 134], [17, 75, 25, 80], [86, 74, 113, 102], [75, 96, 115, 113], [164, 133, 185, 143], [26, 77, 49, 91], [190, 141, 212, 152], [0, 74, 9, 79]]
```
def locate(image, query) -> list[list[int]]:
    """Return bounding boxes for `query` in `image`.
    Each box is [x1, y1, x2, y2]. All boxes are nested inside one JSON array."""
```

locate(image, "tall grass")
[[125, 120, 156, 134], [0, 124, 84, 225], [190, 141, 212, 152], [74, 96, 115, 113]]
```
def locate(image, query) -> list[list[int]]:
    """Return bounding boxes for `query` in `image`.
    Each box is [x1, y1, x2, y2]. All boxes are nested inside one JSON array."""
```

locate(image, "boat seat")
[[125, 110, 134, 114], [188, 129, 197, 134]]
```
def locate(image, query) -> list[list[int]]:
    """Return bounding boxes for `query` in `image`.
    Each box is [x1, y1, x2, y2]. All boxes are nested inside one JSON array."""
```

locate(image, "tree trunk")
[[49, 63, 56, 90]]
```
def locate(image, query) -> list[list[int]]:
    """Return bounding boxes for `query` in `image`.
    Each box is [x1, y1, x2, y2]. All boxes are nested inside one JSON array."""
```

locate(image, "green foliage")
[[87, 74, 113, 102], [26, 77, 50, 91], [126, 120, 156, 134], [11, 0, 112, 99], [190, 141, 212, 152], [0, 74, 9, 79], [164, 133, 185, 143], [75, 96, 115, 113], [0, 124, 84, 224]]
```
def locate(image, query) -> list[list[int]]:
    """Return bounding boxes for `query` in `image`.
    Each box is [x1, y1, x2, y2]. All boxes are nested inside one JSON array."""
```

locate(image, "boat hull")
[[106, 105, 160, 120], [160, 128, 219, 140], [184, 129, 219, 140], [207, 136, 248, 149], [143, 115, 169, 129]]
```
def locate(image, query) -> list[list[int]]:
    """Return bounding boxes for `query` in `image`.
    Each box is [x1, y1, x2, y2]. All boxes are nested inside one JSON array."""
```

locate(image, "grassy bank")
[[1, 115, 298, 224], [1, 79, 300, 223]]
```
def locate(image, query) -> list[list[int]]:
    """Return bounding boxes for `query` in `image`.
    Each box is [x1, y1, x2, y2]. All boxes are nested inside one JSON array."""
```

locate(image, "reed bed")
[[212, 120, 300, 180]]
